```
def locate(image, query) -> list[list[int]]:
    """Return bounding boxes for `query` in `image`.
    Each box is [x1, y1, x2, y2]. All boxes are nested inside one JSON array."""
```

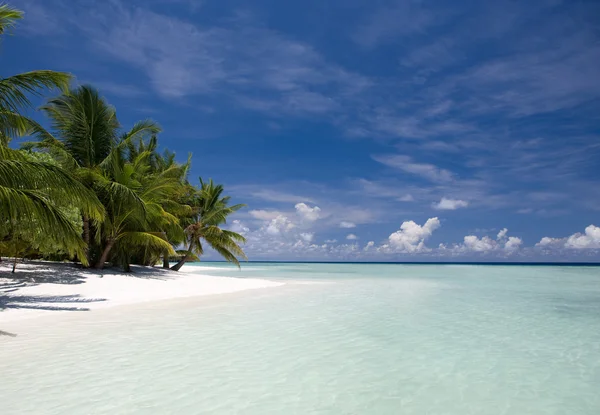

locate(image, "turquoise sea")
[[2, 263, 600, 414]]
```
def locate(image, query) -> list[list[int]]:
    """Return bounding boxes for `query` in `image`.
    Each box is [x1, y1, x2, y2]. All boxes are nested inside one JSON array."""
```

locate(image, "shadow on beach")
[[0, 261, 87, 285], [0, 260, 179, 283], [0, 293, 106, 312]]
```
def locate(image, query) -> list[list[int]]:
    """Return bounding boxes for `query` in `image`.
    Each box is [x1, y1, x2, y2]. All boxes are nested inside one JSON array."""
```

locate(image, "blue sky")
[[6, 0, 600, 261]]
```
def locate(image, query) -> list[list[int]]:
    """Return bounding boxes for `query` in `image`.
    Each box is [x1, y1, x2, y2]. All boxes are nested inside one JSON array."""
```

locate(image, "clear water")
[[2, 263, 600, 414]]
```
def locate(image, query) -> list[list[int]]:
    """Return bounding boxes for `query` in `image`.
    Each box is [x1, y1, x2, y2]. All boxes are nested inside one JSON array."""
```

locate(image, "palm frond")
[[120, 119, 161, 143], [0, 71, 71, 114], [116, 231, 175, 256], [0, 156, 104, 221], [0, 4, 22, 35], [42, 85, 119, 168], [0, 187, 88, 264]]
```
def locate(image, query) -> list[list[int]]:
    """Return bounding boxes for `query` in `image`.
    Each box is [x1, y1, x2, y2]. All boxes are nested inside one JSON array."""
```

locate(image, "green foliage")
[[0, 147, 104, 266], [0, 3, 247, 272], [171, 179, 247, 271], [0, 4, 71, 145], [0, 4, 22, 35]]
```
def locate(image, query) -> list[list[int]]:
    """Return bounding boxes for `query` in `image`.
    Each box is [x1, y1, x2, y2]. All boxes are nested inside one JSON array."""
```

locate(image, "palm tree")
[[93, 149, 179, 270], [32, 85, 161, 265], [171, 179, 247, 271], [0, 4, 71, 145], [0, 146, 104, 270], [0, 4, 104, 270], [132, 143, 192, 268]]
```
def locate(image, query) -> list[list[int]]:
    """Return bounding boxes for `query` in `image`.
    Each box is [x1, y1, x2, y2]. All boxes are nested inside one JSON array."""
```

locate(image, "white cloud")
[[565, 225, 600, 249], [449, 228, 522, 254], [346, 234, 359, 240], [69, 2, 369, 113], [381, 217, 441, 253], [433, 197, 469, 210], [536, 236, 563, 247], [324, 239, 338, 243], [504, 236, 523, 252], [463, 235, 497, 252], [295, 203, 322, 221], [536, 225, 600, 251], [264, 215, 295, 236], [299, 232, 314, 243], [398, 194, 415, 202], [372, 155, 454, 183], [364, 241, 375, 251], [340, 221, 356, 228]]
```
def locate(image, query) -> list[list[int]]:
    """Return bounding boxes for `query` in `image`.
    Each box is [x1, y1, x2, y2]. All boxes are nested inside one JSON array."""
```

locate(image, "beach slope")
[[1, 261, 282, 323]]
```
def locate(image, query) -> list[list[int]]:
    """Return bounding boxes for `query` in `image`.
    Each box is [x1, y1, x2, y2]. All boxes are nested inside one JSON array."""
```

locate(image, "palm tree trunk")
[[170, 241, 194, 272], [162, 250, 170, 269], [11, 237, 18, 273], [123, 262, 131, 273], [82, 215, 91, 266], [95, 240, 115, 269]]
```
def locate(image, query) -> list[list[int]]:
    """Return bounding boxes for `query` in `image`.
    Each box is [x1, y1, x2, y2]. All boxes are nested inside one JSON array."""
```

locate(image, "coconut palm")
[[30, 85, 161, 264], [0, 146, 104, 270], [93, 149, 179, 270], [141, 145, 191, 268], [171, 179, 247, 271], [0, 5, 71, 144], [0, 4, 103, 270]]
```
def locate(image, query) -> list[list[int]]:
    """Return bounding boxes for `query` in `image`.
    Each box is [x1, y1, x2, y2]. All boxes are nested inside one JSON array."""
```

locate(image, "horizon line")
[[200, 260, 600, 266]]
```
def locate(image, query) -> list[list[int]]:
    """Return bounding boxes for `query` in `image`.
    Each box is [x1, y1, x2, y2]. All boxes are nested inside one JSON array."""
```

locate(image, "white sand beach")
[[0, 261, 283, 324]]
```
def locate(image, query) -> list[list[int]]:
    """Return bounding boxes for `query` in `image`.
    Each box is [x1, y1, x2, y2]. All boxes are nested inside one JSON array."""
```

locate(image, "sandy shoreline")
[[0, 261, 283, 324]]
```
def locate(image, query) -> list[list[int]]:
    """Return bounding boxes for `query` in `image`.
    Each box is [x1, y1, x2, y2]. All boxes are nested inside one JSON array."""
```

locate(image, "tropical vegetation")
[[0, 4, 247, 272]]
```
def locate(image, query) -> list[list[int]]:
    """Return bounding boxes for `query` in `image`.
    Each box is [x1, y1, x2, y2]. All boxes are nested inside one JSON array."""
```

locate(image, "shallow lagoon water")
[[2, 263, 600, 414]]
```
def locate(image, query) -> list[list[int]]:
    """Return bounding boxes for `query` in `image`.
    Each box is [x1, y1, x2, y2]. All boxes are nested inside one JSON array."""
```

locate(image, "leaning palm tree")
[[171, 179, 247, 271], [0, 4, 71, 144]]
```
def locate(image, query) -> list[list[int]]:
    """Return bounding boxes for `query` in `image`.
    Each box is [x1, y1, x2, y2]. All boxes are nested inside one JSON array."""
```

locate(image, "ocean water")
[[2, 263, 600, 414]]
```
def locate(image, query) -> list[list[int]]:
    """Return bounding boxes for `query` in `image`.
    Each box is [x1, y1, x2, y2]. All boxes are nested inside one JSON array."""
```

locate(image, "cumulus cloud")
[[299, 232, 314, 242], [536, 237, 563, 247], [432, 197, 469, 210], [340, 221, 356, 228], [295, 203, 322, 221], [364, 241, 375, 251], [504, 236, 523, 252], [324, 239, 338, 243], [536, 225, 600, 251], [381, 217, 441, 253], [565, 225, 600, 249], [346, 233, 359, 240], [462, 235, 497, 252], [264, 215, 295, 235], [447, 228, 522, 254]]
